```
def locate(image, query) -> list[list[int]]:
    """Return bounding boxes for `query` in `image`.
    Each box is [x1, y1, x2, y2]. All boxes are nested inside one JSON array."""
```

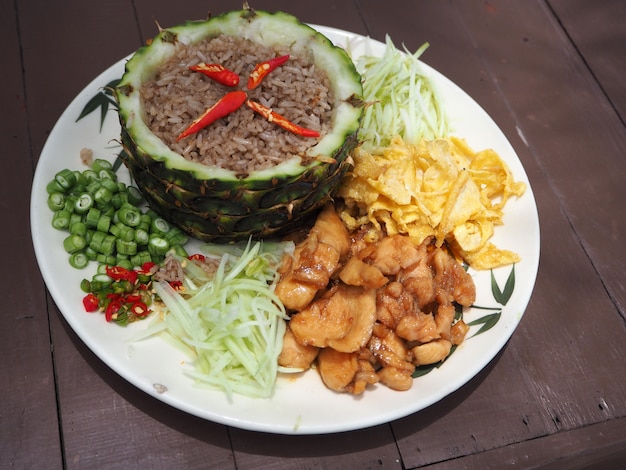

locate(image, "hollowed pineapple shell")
[[115, 8, 362, 242]]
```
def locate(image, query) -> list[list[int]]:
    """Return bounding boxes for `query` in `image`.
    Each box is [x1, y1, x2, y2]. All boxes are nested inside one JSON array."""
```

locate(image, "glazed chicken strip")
[[431, 248, 476, 307], [369, 324, 415, 391], [327, 287, 377, 353], [277, 326, 319, 370], [274, 242, 326, 311], [277, 217, 478, 394], [339, 257, 388, 289], [317, 348, 359, 393], [317, 348, 379, 394], [358, 234, 422, 276], [275, 204, 350, 311], [289, 284, 376, 352]]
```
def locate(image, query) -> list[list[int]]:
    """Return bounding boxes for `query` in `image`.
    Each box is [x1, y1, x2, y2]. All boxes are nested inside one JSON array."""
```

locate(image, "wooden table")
[[4, 0, 625, 468]]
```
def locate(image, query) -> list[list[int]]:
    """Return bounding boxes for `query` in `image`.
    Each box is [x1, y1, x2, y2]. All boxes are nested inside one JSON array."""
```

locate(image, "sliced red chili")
[[247, 55, 290, 90], [82, 293, 99, 312], [176, 90, 247, 141], [105, 300, 122, 322], [189, 63, 240, 87], [106, 265, 137, 284], [169, 280, 183, 290], [245, 100, 321, 138], [188, 253, 205, 262], [130, 301, 150, 318], [138, 261, 156, 274]]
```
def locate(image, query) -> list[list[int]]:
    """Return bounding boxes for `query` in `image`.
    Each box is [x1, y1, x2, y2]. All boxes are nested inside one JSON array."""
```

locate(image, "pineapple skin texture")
[[116, 8, 362, 242]]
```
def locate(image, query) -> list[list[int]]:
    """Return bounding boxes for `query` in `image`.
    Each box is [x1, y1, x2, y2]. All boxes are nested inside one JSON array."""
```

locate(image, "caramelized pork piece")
[[327, 287, 377, 353], [358, 234, 422, 276], [350, 357, 380, 395], [274, 276, 320, 313], [430, 248, 476, 306], [376, 365, 413, 391], [311, 204, 351, 256], [339, 257, 388, 289], [434, 301, 456, 341], [375, 282, 416, 329], [450, 319, 470, 345], [275, 205, 350, 311], [317, 348, 379, 394], [317, 348, 359, 392], [394, 311, 439, 343], [292, 235, 342, 288], [289, 284, 376, 352], [396, 243, 436, 308], [368, 324, 415, 373], [277, 326, 319, 370], [411, 339, 452, 366]]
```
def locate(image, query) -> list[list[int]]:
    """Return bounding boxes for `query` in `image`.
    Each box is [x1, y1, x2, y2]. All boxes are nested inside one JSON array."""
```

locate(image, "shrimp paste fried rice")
[[140, 35, 334, 174]]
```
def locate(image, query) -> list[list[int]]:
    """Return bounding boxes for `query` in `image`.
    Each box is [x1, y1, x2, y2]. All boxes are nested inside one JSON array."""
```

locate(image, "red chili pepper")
[[130, 301, 150, 318], [245, 100, 321, 138], [139, 261, 156, 274], [82, 293, 100, 312], [124, 294, 142, 303], [169, 280, 183, 290], [176, 90, 247, 141], [106, 265, 137, 284], [247, 55, 290, 90], [188, 253, 205, 262], [189, 63, 240, 87], [105, 300, 122, 322]]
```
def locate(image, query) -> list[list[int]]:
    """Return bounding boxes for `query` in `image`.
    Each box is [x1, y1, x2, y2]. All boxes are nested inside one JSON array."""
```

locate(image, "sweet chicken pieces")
[[275, 204, 476, 394]]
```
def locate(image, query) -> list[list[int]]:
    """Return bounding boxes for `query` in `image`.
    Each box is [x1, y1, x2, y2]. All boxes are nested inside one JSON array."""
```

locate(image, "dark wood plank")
[[132, 0, 368, 43], [230, 426, 402, 470], [549, 0, 626, 124], [51, 307, 235, 469], [429, 418, 626, 470], [0, 1, 63, 468], [22, 0, 142, 160]]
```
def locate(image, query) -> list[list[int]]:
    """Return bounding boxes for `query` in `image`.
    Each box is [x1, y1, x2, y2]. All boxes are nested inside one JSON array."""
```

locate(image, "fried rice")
[[140, 35, 334, 174]]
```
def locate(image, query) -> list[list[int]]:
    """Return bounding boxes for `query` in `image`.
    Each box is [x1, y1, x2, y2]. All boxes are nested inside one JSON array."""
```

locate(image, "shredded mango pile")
[[338, 136, 526, 270]]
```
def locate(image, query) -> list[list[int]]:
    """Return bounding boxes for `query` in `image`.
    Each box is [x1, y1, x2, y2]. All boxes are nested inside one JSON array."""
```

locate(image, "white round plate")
[[31, 26, 540, 434]]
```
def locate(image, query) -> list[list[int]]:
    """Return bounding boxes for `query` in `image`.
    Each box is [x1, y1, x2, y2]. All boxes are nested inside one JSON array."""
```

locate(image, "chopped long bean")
[[46, 159, 189, 272]]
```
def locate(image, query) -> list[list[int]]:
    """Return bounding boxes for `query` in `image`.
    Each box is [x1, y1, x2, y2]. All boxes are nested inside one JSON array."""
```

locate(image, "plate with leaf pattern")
[[30, 26, 540, 434]]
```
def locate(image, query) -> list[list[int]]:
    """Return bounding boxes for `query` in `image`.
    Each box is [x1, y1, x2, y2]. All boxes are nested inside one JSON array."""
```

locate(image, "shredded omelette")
[[338, 136, 526, 270]]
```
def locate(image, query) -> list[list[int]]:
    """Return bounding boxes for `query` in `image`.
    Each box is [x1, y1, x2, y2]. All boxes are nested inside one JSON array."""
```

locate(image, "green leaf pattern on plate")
[[76, 79, 121, 131]]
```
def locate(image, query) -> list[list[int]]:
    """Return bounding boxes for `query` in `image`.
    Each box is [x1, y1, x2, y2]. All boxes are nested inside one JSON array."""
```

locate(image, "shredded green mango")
[[151, 240, 293, 400], [357, 35, 449, 152]]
